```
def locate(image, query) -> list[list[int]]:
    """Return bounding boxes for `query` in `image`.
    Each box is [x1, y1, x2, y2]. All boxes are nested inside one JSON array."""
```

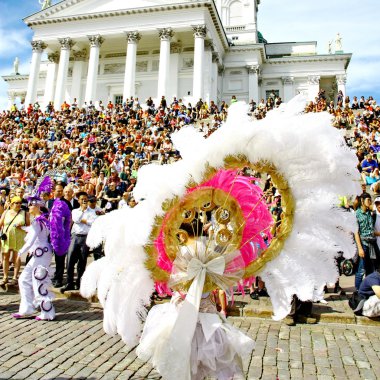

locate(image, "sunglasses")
[[13, 202, 21, 205]]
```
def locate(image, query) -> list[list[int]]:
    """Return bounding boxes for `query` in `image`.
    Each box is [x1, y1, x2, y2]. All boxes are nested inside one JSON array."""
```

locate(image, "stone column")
[[169, 42, 181, 99], [54, 37, 73, 109], [43, 51, 59, 107], [336, 74, 347, 98], [157, 28, 173, 100], [25, 40, 46, 106], [71, 49, 87, 106], [203, 40, 213, 104], [85, 35, 104, 103], [282, 76, 294, 102], [211, 52, 220, 102], [192, 25, 207, 101], [307, 75, 320, 101], [123, 31, 141, 102], [217, 64, 225, 104], [247, 65, 260, 103]]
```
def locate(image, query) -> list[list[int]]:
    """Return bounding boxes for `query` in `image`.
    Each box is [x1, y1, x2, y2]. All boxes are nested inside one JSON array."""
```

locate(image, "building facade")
[[3, 0, 351, 109]]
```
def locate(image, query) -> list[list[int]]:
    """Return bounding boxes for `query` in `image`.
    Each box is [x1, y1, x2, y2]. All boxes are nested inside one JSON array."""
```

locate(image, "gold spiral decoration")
[[223, 154, 295, 277]]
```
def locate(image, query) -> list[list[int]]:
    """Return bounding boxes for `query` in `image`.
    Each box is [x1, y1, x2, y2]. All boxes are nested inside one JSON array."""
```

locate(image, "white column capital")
[[336, 74, 347, 85], [158, 28, 174, 41], [47, 51, 60, 64], [282, 76, 294, 85], [192, 25, 207, 38], [125, 31, 141, 44], [247, 64, 260, 75], [307, 75, 320, 85], [31, 40, 47, 52], [88, 34, 104, 48], [58, 37, 74, 50]]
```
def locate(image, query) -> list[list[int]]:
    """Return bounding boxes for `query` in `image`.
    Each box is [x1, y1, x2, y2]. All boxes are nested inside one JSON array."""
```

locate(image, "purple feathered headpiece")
[[27, 176, 53, 207], [35, 176, 53, 197]]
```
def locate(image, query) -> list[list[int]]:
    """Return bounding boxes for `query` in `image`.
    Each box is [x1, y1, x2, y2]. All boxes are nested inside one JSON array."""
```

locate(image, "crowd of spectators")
[[0, 92, 379, 318]]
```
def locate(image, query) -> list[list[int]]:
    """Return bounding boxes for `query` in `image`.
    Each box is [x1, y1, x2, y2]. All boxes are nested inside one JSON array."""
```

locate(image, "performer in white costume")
[[137, 233, 256, 380], [13, 177, 71, 321], [13, 197, 55, 320]]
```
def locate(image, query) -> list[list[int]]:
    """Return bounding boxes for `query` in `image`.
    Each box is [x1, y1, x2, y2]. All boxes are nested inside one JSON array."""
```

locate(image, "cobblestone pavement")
[[0, 294, 380, 380]]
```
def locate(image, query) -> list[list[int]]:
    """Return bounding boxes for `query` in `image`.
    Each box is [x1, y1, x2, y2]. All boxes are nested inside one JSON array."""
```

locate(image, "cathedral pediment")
[[25, 0, 204, 24]]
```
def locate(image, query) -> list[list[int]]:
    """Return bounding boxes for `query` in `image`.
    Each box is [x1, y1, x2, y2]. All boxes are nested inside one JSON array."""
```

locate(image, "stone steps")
[[2, 284, 379, 326]]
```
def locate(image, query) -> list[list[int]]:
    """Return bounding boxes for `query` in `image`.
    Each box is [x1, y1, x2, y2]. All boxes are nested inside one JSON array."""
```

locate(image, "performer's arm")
[[18, 222, 39, 257]]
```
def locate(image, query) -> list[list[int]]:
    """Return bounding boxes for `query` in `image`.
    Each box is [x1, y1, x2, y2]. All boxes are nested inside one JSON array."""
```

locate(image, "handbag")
[[0, 210, 21, 241]]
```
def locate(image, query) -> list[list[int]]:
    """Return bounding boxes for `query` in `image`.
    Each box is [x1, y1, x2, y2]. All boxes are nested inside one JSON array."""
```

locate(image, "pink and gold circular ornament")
[[144, 169, 274, 294]]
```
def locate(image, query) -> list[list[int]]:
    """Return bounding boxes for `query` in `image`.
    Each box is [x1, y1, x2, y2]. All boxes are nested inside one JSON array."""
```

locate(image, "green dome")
[[258, 31, 267, 44]]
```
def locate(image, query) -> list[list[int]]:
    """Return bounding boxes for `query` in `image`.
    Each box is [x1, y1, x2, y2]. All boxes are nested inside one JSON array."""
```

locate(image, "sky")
[[0, 0, 379, 110]]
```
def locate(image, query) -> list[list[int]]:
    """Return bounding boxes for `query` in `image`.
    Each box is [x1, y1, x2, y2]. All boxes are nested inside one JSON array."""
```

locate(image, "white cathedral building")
[[3, 0, 351, 109]]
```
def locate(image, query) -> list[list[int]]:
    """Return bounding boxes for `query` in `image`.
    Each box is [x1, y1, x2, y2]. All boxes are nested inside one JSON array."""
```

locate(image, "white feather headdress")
[[82, 95, 360, 344]]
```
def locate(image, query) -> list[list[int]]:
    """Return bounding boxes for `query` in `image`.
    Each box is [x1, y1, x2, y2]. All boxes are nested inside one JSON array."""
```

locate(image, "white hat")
[[374, 197, 380, 204]]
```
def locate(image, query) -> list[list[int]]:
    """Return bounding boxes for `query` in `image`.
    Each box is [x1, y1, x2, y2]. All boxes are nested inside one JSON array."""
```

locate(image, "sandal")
[[0, 278, 8, 286], [10, 278, 18, 286]]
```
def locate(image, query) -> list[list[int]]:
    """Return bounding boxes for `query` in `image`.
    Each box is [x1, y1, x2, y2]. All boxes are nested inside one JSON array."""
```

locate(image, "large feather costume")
[[82, 95, 360, 365]]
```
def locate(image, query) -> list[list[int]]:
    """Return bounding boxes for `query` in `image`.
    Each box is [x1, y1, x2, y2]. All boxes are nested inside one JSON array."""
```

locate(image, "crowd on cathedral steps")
[[0, 92, 379, 321]]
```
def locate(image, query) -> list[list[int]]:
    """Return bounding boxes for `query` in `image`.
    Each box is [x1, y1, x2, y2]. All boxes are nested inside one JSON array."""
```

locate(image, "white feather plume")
[[83, 95, 360, 338]]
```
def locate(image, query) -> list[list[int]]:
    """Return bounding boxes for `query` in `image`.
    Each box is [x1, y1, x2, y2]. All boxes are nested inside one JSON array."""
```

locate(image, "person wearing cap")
[[354, 193, 378, 290], [0, 196, 30, 286], [13, 196, 55, 320]]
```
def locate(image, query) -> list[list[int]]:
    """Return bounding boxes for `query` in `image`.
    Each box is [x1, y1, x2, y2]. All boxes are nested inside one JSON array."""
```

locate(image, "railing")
[[226, 25, 246, 32]]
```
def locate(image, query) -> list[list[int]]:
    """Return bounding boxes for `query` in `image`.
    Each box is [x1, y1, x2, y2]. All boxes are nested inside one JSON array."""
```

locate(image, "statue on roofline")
[[39, 0, 52, 10], [335, 33, 343, 52], [13, 57, 19, 75], [328, 40, 333, 54]]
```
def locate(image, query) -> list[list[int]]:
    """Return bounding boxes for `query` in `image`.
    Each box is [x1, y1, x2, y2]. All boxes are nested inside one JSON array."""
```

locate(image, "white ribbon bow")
[[187, 256, 225, 281]]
